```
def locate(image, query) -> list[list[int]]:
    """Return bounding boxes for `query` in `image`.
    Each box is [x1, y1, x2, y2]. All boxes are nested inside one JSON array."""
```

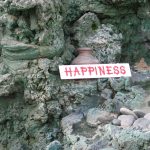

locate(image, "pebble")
[[118, 115, 135, 127], [144, 113, 150, 121], [133, 109, 145, 118], [112, 119, 121, 126], [86, 108, 114, 127], [133, 118, 150, 130], [120, 107, 138, 119]]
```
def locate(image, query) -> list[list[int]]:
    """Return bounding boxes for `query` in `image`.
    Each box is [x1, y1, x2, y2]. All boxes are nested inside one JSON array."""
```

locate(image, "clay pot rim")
[[77, 47, 92, 51]]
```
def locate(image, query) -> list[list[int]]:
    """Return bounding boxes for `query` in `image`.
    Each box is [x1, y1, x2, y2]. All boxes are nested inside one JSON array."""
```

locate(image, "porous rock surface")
[[61, 107, 150, 150], [0, 0, 150, 150]]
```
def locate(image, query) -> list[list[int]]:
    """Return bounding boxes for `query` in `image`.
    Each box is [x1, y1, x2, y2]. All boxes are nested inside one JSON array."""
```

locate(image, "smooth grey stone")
[[133, 118, 150, 129], [118, 115, 136, 127], [133, 109, 145, 118], [120, 107, 138, 119], [144, 113, 150, 121]]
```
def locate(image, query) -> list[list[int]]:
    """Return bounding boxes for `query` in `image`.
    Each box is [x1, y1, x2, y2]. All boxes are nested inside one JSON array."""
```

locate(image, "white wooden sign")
[[59, 63, 131, 79]]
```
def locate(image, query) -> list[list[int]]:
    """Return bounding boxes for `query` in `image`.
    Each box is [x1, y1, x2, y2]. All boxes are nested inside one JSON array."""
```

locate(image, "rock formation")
[[0, 0, 149, 149]]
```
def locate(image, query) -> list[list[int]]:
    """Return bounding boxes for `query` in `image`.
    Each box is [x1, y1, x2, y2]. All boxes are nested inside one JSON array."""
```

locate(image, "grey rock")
[[0, 74, 16, 96], [0, 0, 150, 150], [97, 78, 108, 91], [133, 118, 150, 130], [6, 0, 37, 11], [112, 119, 121, 126], [87, 139, 109, 150], [144, 113, 150, 121], [102, 98, 123, 113], [85, 24, 122, 63], [133, 109, 145, 118], [29, 103, 48, 123], [48, 57, 64, 72], [109, 77, 126, 91], [131, 70, 150, 84], [38, 58, 50, 71], [72, 12, 100, 47], [112, 86, 145, 110], [9, 140, 28, 150], [75, 95, 101, 116], [0, 63, 8, 74], [1, 0, 64, 65], [118, 115, 135, 127], [86, 108, 114, 127], [61, 112, 84, 131], [72, 139, 88, 150], [104, 124, 150, 150], [25, 119, 45, 137], [72, 12, 122, 63], [101, 88, 113, 100], [47, 101, 62, 119], [120, 107, 138, 119], [148, 124, 150, 130], [46, 140, 62, 150]]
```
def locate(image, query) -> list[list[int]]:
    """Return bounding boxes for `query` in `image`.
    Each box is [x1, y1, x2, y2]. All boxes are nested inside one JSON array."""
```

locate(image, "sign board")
[[59, 63, 131, 79]]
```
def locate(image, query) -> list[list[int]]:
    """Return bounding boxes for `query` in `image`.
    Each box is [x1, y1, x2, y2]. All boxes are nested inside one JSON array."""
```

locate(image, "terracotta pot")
[[71, 47, 99, 65]]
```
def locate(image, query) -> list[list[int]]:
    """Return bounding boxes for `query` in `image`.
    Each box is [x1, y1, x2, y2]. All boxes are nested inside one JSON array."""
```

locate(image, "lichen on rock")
[[0, 0, 149, 149]]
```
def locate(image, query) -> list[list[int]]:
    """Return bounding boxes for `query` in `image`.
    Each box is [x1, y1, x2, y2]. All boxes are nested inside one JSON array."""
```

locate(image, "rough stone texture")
[[105, 124, 150, 150], [86, 108, 115, 127], [0, 0, 149, 149], [0, 0, 65, 68], [101, 85, 146, 114], [72, 12, 100, 47], [101, 88, 113, 100], [0, 73, 15, 96], [61, 112, 150, 150], [133, 118, 150, 130], [72, 14, 122, 63], [109, 77, 132, 91], [131, 70, 150, 85], [46, 140, 62, 150], [61, 112, 84, 133]]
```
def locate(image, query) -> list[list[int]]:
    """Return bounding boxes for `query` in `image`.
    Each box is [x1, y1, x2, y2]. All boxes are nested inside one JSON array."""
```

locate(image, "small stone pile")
[[112, 107, 150, 131], [61, 107, 150, 150]]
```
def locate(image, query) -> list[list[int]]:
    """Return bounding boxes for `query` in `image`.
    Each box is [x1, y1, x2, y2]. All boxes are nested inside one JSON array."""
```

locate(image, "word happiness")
[[59, 64, 131, 79]]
